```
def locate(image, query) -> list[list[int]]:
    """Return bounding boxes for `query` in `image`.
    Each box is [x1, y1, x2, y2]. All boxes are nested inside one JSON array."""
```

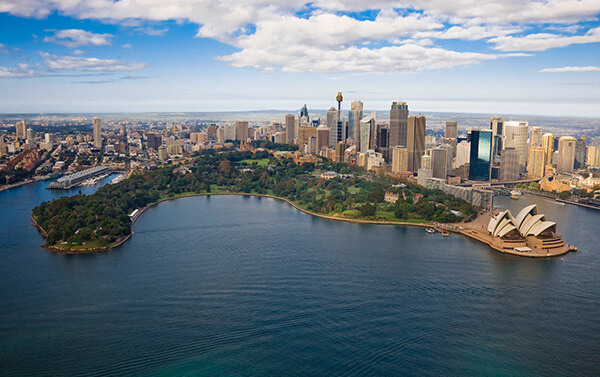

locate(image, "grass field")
[[240, 158, 270, 166]]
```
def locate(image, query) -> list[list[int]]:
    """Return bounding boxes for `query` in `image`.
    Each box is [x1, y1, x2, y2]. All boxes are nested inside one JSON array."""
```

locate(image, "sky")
[[0, 0, 599, 117]]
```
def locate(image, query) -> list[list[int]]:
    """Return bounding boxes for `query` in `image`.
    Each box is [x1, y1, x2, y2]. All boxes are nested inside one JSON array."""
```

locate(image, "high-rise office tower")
[[326, 107, 338, 128], [541, 133, 554, 166], [298, 126, 317, 147], [284, 114, 295, 144], [575, 137, 587, 169], [587, 145, 598, 168], [444, 121, 458, 157], [316, 126, 330, 152], [392, 146, 408, 173], [503, 121, 529, 172], [26, 128, 34, 141], [207, 125, 218, 140], [557, 136, 577, 173], [440, 143, 453, 169], [389, 101, 409, 148], [235, 121, 249, 141], [93, 117, 102, 148], [307, 136, 317, 154], [500, 148, 520, 181], [430, 147, 448, 179], [455, 141, 470, 168], [358, 116, 375, 152], [348, 101, 363, 140], [15, 121, 26, 139], [468, 130, 492, 181], [528, 147, 546, 178], [490, 116, 503, 160], [529, 126, 542, 148], [407, 115, 426, 172], [299, 104, 309, 123], [147, 133, 162, 150], [376, 123, 390, 162], [329, 119, 346, 148], [421, 154, 432, 170]]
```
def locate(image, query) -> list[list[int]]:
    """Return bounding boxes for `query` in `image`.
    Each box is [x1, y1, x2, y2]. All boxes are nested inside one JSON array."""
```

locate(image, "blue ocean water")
[[0, 180, 599, 376]]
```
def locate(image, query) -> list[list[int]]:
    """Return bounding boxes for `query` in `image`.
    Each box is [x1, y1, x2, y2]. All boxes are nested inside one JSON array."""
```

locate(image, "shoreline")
[[33, 192, 575, 258]]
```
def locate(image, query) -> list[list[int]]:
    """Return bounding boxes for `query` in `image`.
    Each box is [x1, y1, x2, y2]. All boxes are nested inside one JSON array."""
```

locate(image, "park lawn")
[[240, 158, 270, 166], [347, 186, 361, 194]]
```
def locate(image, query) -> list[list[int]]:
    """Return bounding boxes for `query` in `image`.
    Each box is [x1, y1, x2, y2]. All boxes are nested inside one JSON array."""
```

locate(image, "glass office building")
[[468, 130, 493, 181]]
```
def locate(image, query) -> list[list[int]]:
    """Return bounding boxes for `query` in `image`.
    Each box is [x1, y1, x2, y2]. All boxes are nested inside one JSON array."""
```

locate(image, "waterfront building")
[[407, 115, 426, 172], [557, 136, 576, 173], [455, 141, 470, 168], [528, 147, 546, 178], [575, 137, 587, 169], [542, 133, 554, 166], [285, 114, 296, 144], [468, 130, 492, 181], [500, 148, 520, 181], [93, 117, 102, 148], [391, 146, 408, 173], [503, 121, 529, 172], [389, 101, 409, 148], [430, 147, 448, 179]]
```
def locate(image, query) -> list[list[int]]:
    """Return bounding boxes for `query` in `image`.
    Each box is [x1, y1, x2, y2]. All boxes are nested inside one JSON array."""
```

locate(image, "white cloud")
[[43, 29, 113, 47], [2, 1, 600, 73], [490, 27, 600, 51], [0, 63, 37, 78], [122, 44, 133, 49], [220, 43, 528, 73], [71, 50, 86, 55], [40, 52, 148, 72], [540, 66, 600, 73]]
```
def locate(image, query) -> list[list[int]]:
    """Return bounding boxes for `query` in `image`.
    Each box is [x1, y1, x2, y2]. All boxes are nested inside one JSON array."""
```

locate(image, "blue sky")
[[0, 1, 599, 117]]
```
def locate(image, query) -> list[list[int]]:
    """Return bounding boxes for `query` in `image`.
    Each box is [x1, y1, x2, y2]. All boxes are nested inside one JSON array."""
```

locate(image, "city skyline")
[[0, 1, 599, 117]]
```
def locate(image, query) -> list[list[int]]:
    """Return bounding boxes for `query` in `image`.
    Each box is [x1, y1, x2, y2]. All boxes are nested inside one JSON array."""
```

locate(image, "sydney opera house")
[[485, 204, 575, 256]]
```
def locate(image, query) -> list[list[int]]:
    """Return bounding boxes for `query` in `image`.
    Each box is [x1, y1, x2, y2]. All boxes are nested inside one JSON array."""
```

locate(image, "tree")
[[359, 203, 376, 217], [219, 160, 231, 173]]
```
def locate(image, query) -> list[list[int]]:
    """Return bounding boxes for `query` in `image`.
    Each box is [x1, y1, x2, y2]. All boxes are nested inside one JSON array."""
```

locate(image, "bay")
[[1, 180, 599, 376]]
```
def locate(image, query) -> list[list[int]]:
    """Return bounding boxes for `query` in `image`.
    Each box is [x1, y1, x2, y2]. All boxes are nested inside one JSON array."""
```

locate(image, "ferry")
[[425, 228, 436, 234]]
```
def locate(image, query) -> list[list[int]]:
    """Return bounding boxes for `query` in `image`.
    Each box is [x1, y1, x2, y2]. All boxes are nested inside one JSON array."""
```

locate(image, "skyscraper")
[[299, 104, 309, 123], [316, 126, 330, 153], [575, 137, 587, 169], [587, 145, 598, 168], [468, 130, 492, 181], [541, 133, 554, 166], [348, 101, 363, 140], [529, 126, 542, 148], [455, 141, 470, 168], [389, 101, 409, 148], [329, 120, 346, 148], [500, 148, 520, 181], [528, 147, 546, 178], [358, 116, 375, 152], [235, 121, 249, 141], [490, 116, 503, 160], [391, 146, 408, 173], [283, 114, 295, 144], [557, 136, 576, 173], [503, 121, 529, 172], [407, 115, 426, 172], [444, 121, 458, 157], [93, 117, 102, 148], [15, 121, 26, 139], [430, 148, 448, 179]]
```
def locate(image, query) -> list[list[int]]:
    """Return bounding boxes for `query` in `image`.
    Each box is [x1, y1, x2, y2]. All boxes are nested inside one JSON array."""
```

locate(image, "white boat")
[[425, 228, 436, 234], [510, 190, 522, 196]]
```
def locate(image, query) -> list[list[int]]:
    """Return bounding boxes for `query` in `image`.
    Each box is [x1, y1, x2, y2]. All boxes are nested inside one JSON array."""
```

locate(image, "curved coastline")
[[32, 192, 575, 257]]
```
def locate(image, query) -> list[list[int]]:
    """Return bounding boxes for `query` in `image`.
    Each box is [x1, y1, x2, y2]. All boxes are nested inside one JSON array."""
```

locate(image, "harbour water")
[[1, 181, 599, 376]]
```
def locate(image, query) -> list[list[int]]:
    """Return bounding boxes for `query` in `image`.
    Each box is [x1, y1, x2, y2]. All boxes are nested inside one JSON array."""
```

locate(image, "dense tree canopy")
[[33, 150, 477, 248]]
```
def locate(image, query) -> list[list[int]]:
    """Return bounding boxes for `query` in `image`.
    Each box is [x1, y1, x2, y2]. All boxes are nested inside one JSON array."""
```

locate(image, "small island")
[[31, 148, 478, 253]]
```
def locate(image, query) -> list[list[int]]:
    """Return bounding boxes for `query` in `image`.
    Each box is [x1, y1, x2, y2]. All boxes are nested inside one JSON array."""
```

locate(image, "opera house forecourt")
[[459, 204, 577, 257]]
